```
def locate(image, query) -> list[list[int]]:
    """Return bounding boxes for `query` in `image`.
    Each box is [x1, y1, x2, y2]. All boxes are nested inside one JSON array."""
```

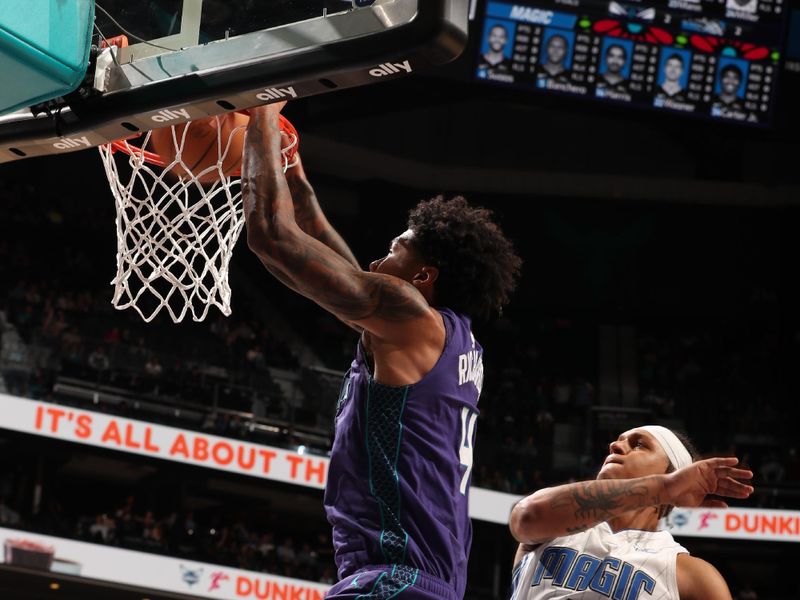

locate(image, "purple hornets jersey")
[[323, 308, 483, 599]]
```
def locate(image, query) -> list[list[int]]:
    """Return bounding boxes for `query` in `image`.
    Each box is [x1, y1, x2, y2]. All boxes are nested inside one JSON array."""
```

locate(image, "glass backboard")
[[0, 0, 467, 164], [95, 1, 362, 63]]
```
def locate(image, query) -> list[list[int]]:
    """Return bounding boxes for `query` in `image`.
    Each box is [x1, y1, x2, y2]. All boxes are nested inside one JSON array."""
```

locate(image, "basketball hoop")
[[98, 113, 299, 323]]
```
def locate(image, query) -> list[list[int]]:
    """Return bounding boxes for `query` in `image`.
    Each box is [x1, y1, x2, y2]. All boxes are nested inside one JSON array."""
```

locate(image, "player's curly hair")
[[407, 195, 521, 319]]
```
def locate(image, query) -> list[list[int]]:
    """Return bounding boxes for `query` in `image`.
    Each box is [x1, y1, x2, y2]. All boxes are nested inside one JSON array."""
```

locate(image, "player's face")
[[547, 37, 567, 64], [721, 70, 741, 95], [597, 428, 671, 481], [488, 27, 508, 52], [664, 58, 683, 82], [369, 230, 425, 283], [606, 46, 626, 73]]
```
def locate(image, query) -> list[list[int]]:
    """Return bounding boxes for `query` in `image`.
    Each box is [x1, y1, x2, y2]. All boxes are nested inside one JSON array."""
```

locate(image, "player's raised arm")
[[510, 457, 752, 545], [510, 475, 668, 545], [241, 104, 434, 341], [285, 155, 361, 270]]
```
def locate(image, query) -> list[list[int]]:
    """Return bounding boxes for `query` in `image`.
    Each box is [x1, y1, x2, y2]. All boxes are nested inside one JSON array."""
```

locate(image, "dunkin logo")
[[725, 513, 800, 537]]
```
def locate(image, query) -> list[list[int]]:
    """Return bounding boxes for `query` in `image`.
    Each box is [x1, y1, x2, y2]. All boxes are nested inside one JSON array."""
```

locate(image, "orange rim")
[[108, 113, 299, 175]]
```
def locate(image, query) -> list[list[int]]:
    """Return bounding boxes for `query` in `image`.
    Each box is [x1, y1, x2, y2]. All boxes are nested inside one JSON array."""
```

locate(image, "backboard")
[[0, 0, 467, 164]]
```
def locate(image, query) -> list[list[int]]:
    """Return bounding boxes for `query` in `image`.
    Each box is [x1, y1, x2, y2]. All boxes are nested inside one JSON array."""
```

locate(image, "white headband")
[[641, 425, 692, 470]]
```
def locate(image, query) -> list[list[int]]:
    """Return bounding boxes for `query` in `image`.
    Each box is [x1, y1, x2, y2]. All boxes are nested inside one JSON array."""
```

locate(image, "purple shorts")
[[325, 565, 458, 600]]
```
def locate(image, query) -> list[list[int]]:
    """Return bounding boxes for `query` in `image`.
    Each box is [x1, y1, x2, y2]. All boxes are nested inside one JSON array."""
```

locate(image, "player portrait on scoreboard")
[[655, 48, 691, 100], [712, 58, 748, 113], [726, 0, 758, 13], [476, 19, 515, 80], [537, 29, 575, 84], [596, 38, 633, 97]]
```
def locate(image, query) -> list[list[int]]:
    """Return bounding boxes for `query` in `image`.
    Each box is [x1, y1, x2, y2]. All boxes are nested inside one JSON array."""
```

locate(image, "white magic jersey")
[[510, 523, 689, 600]]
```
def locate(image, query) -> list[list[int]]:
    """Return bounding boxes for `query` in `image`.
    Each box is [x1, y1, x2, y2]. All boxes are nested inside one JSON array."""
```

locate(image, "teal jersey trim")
[[364, 380, 410, 565], [356, 565, 419, 600]]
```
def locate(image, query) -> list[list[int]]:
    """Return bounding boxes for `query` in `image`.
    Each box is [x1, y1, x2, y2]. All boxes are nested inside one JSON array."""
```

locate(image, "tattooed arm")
[[510, 477, 666, 544], [242, 104, 439, 351], [510, 457, 753, 544], [285, 156, 360, 270]]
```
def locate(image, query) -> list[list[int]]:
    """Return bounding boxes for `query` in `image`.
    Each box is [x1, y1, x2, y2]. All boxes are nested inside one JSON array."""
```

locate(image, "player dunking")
[[242, 102, 521, 599], [509, 426, 754, 600]]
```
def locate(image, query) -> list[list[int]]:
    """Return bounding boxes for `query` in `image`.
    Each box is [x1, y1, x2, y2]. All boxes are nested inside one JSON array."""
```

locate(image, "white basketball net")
[[98, 117, 298, 323]]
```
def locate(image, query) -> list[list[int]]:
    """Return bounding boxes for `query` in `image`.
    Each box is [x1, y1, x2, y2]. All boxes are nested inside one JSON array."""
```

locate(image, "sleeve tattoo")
[[550, 479, 659, 533]]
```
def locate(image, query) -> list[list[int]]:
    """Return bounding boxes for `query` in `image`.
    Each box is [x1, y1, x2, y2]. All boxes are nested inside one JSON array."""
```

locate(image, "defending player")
[[242, 102, 522, 599], [508, 426, 754, 600]]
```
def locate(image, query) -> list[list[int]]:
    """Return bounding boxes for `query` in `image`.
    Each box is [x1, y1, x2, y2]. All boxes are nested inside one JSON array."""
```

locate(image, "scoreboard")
[[475, 0, 786, 125]]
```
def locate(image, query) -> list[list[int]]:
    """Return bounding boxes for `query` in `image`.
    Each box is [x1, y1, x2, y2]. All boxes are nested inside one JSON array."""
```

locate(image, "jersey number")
[[459, 407, 478, 495]]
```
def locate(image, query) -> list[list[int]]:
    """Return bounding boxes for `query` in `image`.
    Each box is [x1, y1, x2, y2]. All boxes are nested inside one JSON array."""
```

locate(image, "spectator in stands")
[[492, 468, 512, 493], [528, 467, 545, 491], [142, 521, 164, 547], [510, 469, 527, 494], [518, 434, 538, 471], [24, 283, 42, 306], [277, 536, 297, 567], [182, 511, 197, 536], [59, 326, 82, 358], [41, 306, 67, 340], [227, 321, 256, 355], [116, 495, 135, 518], [202, 411, 218, 432], [141, 510, 157, 535], [89, 513, 116, 543], [760, 451, 785, 483], [88, 345, 110, 373], [228, 414, 245, 438], [238, 542, 259, 571], [297, 542, 317, 568], [144, 354, 163, 377], [258, 532, 276, 559], [245, 344, 266, 369]]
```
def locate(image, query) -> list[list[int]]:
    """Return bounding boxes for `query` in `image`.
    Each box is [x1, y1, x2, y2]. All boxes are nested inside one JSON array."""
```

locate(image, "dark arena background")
[[1, 1, 800, 599]]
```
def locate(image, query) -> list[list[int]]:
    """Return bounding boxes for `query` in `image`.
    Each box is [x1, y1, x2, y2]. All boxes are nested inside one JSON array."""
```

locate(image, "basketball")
[[149, 112, 249, 184], [149, 112, 299, 185]]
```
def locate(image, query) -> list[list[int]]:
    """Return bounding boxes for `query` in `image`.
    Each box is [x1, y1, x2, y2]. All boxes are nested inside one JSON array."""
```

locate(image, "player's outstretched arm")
[[509, 457, 753, 545], [285, 155, 361, 270], [510, 476, 667, 544], [242, 104, 436, 342]]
